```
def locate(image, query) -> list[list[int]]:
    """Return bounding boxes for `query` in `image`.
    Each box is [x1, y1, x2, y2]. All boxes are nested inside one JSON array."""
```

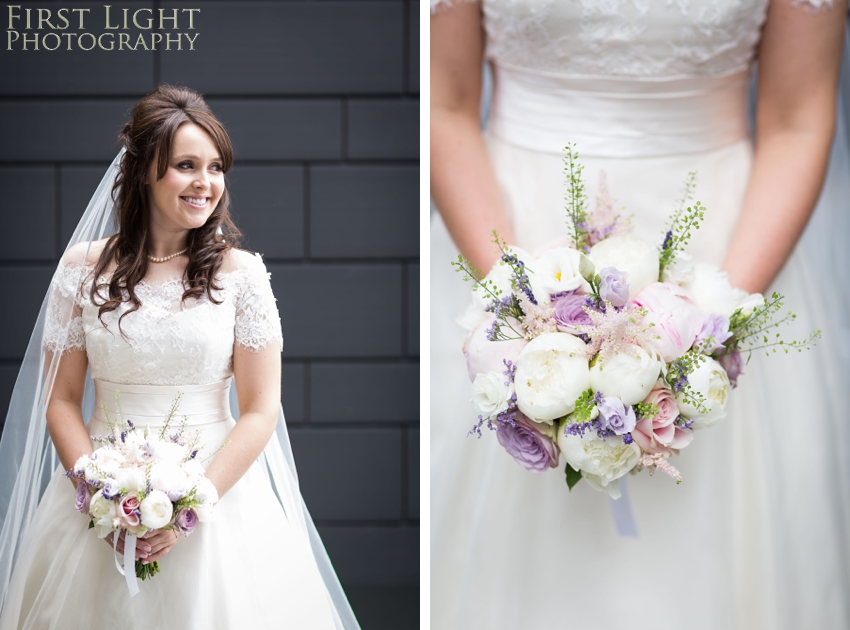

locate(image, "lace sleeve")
[[232, 254, 284, 353], [43, 261, 89, 355]]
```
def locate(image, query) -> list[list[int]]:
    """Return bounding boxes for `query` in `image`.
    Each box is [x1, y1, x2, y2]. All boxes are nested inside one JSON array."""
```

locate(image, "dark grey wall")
[[0, 1, 419, 627]]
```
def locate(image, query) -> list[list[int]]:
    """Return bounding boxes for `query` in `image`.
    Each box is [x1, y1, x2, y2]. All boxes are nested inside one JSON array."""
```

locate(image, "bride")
[[431, 2, 850, 629], [0, 85, 359, 629]]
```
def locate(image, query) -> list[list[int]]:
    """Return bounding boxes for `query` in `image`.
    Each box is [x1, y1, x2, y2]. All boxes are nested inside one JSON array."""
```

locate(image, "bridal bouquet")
[[453, 144, 819, 498], [66, 393, 221, 581]]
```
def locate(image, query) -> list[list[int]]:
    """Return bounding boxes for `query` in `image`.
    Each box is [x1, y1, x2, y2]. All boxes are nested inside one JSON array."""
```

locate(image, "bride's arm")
[[431, 3, 514, 274], [202, 342, 281, 498], [722, 0, 848, 294], [45, 349, 93, 477]]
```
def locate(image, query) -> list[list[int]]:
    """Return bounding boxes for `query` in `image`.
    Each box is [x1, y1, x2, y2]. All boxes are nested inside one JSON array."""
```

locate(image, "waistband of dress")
[[487, 65, 751, 158], [91, 377, 232, 427]]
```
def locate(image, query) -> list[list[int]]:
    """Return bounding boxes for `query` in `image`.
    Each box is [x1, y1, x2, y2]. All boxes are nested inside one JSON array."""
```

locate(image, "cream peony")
[[734, 291, 765, 317], [194, 477, 219, 522], [680, 263, 739, 318], [115, 467, 146, 493], [676, 356, 731, 429], [556, 427, 640, 498], [150, 462, 190, 500], [89, 490, 117, 539], [588, 235, 659, 300], [470, 372, 514, 416], [660, 252, 696, 285], [462, 317, 528, 382], [590, 345, 663, 406], [139, 490, 173, 529], [514, 333, 590, 424], [534, 247, 589, 295]]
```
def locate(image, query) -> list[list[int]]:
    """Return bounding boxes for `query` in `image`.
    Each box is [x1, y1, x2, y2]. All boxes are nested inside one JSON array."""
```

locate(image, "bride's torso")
[[45, 251, 282, 387]]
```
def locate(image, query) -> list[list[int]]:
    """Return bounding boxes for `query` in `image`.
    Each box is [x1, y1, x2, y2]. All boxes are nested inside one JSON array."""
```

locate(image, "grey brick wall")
[[0, 1, 419, 627]]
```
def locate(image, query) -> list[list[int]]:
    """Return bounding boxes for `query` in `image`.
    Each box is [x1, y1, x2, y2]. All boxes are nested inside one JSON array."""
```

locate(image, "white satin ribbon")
[[608, 476, 639, 538], [112, 531, 140, 597]]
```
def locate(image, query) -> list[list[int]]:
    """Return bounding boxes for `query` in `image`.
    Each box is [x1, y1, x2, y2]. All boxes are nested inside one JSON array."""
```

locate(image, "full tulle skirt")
[[0, 382, 337, 630], [430, 134, 850, 629]]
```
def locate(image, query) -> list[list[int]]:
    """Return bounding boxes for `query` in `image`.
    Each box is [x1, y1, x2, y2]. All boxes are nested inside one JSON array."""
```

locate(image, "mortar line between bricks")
[[403, 0, 411, 94], [303, 164, 311, 259], [401, 425, 409, 520], [54, 165, 61, 259]]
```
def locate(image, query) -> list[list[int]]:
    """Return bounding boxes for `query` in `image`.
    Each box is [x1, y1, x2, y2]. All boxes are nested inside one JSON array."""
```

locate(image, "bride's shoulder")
[[219, 247, 267, 275], [60, 238, 110, 267]]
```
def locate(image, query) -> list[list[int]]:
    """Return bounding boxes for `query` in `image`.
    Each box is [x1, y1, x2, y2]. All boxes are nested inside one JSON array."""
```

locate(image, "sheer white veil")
[[0, 148, 360, 629]]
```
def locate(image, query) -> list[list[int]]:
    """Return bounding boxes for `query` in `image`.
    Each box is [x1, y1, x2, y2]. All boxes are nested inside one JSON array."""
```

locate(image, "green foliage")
[[88, 519, 94, 530], [563, 143, 589, 251], [725, 292, 821, 359], [569, 389, 598, 425], [633, 401, 659, 421], [136, 558, 161, 581], [658, 172, 705, 279], [565, 463, 583, 491], [665, 349, 708, 415]]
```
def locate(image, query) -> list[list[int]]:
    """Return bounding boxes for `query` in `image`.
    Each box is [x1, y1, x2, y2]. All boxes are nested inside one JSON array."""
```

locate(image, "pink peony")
[[633, 282, 706, 362], [632, 386, 693, 456], [462, 317, 528, 382]]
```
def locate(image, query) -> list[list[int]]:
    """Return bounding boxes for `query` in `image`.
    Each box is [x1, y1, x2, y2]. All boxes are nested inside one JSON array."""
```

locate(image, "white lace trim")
[[42, 257, 284, 385]]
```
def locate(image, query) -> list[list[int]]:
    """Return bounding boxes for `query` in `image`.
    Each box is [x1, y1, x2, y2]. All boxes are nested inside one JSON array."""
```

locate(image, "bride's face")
[[145, 122, 225, 234]]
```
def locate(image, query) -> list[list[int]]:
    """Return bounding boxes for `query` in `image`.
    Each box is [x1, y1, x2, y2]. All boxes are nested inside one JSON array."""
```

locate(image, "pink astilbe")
[[636, 452, 683, 484], [584, 171, 633, 247], [575, 303, 660, 364], [516, 294, 558, 340]]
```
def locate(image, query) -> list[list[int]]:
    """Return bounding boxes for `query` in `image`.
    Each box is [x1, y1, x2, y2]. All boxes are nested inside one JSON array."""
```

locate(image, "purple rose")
[[551, 293, 592, 334], [695, 314, 733, 353], [496, 415, 559, 473], [74, 481, 91, 515], [173, 508, 199, 535], [717, 352, 743, 388], [598, 267, 630, 307], [596, 396, 636, 436]]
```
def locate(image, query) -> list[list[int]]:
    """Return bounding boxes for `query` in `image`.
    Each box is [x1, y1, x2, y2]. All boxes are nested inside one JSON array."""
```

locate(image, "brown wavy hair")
[[91, 84, 241, 333]]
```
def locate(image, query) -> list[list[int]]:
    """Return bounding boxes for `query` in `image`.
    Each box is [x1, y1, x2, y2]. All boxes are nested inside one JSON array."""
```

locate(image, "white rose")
[[734, 291, 765, 317], [681, 263, 738, 318], [676, 356, 731, 429], [93, 513, 117, 539], [139, 490, 174, 529], [470, 372, 514, 416], [588, 235, 659, 300], [514, 333, 590, 424], [535, 247, 589, 295], [149, 462, 190, 499], [74, 454, 91, 475], [590, 345, 663, 406], [193, 478, 219, 523], [556, 428, 640, 498], [182, 459, 205, 478], [115, 467, 146, 493], [660, 252, 696, 285], [456, 301, 491, 331]]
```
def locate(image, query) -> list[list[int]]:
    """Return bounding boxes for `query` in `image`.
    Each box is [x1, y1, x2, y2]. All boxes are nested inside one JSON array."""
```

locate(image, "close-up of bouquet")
[[453, 144, 820, 498], [66, 393, 221, 581]]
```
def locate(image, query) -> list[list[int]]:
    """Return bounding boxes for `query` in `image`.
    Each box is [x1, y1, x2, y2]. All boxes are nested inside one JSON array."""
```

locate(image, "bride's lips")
[[180, 196, 210, 209]]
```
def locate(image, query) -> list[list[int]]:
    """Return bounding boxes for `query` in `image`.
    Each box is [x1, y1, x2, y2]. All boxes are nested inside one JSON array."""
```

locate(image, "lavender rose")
[[496, 415, 559, 473], [596, 396, 636, 436], [695, 314, 732, 353], [717, 351, 743, 388], [74, 481, 91, 514], [173, 507, 199, 536], [551, 293, 592, 334], [598, 267, 630, 308]]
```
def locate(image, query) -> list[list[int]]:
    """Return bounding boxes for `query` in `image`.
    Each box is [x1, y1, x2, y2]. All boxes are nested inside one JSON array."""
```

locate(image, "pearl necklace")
[[148, 247, 188, 263]]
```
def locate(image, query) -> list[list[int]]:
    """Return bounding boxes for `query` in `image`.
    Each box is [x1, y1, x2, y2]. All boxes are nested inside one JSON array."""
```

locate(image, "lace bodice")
[[43, 251, 283, 386], [433, 0, 833, 78]]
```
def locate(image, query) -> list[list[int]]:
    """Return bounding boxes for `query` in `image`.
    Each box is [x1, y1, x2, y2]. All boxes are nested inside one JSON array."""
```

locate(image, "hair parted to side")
[[92, 83, 242, 332]]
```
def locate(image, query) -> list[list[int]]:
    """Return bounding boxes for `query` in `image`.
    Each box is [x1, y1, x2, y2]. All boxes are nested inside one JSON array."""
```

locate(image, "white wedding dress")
[[431, 2, 850, 629], [0, 249, 340, 629]]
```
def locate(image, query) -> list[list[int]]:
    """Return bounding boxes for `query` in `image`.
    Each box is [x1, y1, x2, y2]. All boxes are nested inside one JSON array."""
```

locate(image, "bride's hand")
[[139, 528, 182, 564], [104, 530, 152, 560]]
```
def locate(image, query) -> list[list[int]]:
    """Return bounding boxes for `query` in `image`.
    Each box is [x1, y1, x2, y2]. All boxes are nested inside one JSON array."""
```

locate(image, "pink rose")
[[118, 494, 142, 531], [633, 282, 706, 362], [463, 317, 528, 382], [632, 386, 693, 455]]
